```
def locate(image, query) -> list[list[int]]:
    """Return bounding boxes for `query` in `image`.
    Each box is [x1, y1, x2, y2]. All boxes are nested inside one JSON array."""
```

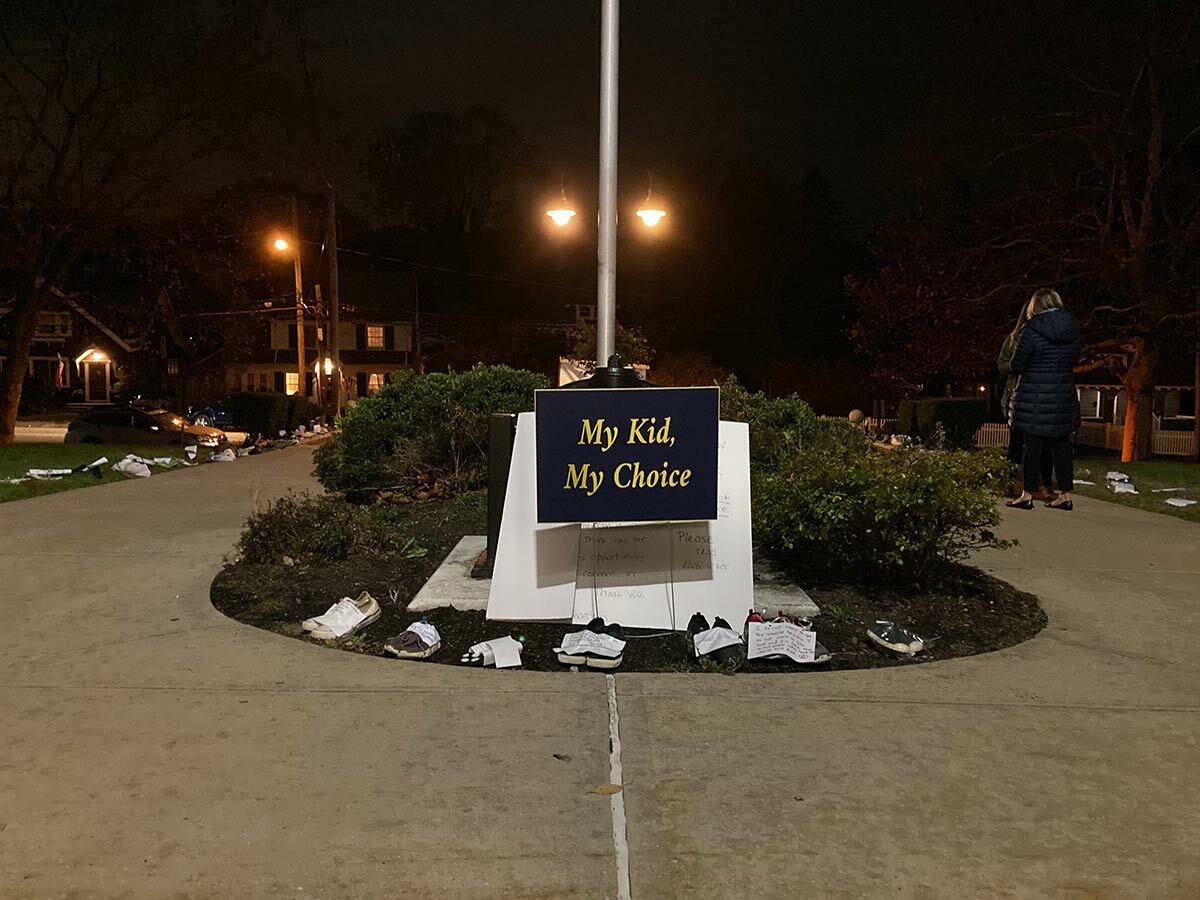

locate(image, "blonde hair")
[[1026, 288, 1063, 318]]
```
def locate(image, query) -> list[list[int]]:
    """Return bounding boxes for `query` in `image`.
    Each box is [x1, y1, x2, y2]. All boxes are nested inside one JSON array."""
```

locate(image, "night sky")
[[300, 0, 963, 223]]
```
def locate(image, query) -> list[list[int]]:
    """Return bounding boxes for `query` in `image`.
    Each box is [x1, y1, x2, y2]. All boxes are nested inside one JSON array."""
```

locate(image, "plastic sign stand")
[[486, 414, 753, 631]]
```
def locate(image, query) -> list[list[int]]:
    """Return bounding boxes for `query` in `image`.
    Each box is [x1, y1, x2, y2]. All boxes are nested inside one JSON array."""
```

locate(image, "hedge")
[[226, 391, 322, 436], [314, 365, 548, 497]]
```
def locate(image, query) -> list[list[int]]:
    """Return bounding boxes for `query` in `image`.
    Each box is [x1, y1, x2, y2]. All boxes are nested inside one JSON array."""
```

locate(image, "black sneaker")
[[686, 612, 710, 661], [585, 621, 626, 670], [710, 616, 743, 664], [586, 616, 606, 633]]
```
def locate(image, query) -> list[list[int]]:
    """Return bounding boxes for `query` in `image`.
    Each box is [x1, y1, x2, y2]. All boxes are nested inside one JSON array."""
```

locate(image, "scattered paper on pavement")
[[1166, 497, 1197, 508]]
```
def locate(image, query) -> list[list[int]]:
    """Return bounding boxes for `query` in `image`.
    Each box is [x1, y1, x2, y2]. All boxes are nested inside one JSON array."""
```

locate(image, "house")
[[0, 291, 176, 407], [226, 312, 413, 401]]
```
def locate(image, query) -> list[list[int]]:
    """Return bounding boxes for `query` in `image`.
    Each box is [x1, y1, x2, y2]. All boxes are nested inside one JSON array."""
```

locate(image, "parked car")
[[188, 403, 234, 430], [65, 406, 226, 447]]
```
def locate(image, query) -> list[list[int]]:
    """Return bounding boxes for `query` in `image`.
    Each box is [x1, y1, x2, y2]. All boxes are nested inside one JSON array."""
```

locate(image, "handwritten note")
[[747, 622, 816, 662]]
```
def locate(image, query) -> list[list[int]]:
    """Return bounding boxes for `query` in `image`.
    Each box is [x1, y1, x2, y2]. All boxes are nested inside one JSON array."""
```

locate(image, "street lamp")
[[635, 172, 666, 227], [272, 237, 290, 252], [547, 176, 577, 227]]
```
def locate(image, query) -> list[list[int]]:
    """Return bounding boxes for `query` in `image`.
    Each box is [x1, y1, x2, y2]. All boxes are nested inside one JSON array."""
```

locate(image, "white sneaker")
[[306, 591, 381, 640]]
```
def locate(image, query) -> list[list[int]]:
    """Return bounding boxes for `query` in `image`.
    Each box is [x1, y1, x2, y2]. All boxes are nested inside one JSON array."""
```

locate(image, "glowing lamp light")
[[546, 208, 576, 227], [636, 207, 666, 227], [273, 237, 289, 252], [323, 357, 334, 376], [90, 350, 107, 362]]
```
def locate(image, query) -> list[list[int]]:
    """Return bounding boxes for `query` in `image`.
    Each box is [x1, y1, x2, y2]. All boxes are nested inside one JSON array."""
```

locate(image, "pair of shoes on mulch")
[[686, 613, 743, 665], [384, 619, 441, 659], [301, 591, 381, 641], [743, 609, 832, 665], [556, 617, 626, 670]]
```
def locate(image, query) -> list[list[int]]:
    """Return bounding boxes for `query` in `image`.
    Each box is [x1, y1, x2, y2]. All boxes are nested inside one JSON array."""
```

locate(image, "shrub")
[[286, 395, 322, 430], [238, 493, 398, 564], [718, 377, 864, 471], [226, 391, 289, 436], [315, 365, 548, 497], [753, 445, 1011, 581], [899, 398, 988, 449]]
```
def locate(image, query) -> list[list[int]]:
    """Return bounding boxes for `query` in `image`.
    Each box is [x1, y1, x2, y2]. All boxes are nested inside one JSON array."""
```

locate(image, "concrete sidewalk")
[[1, 452, 1197, 898]]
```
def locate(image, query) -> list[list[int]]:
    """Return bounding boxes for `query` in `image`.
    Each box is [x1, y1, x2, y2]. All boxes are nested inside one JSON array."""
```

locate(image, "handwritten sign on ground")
[[534, 387, 719, 523], [747, 621, 816, 662]]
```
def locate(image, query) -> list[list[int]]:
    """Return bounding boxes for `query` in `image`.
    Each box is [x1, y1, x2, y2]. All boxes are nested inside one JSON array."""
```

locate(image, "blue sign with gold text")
[[534, 386, 719, 523]]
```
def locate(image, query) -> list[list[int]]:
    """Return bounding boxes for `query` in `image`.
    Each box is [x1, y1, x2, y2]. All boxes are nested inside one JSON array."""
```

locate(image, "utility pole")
[[596, 0, 619, 368], [1194, 290, 1199, 460], [290, 195, 306, 396], [326, 190, 341, 417], [412, 268, 423, 374]]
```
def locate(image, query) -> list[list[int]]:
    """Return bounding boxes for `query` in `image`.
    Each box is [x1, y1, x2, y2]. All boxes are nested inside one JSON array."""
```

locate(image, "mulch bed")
[[211, 492, 1046, 673]]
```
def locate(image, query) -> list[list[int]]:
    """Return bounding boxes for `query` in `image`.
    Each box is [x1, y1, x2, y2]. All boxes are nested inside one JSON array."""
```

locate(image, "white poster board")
[[570, 421, 752, 629], [486, 416, 753, 631], [485, 412, 578, 620]]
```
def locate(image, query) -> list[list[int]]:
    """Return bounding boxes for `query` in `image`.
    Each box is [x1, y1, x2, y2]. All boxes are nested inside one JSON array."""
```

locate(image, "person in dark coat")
[[997, 306, 1053, 494], [1006, 288, 1082, 510]]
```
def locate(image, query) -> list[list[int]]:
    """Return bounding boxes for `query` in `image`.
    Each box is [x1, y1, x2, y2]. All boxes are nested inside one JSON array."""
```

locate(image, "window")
[[366, 325, 385, 349], [166, 359, 180, 376], [1078, 388, 1102, 419], [367, 372, 387, 394], [258, 372, 268, 391], [285, 372, 299, 395]]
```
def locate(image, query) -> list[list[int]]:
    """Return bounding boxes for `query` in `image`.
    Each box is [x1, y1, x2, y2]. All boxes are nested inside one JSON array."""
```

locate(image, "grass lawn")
[[1074, 457, 1200, 523], [0, 443, 196, 503]]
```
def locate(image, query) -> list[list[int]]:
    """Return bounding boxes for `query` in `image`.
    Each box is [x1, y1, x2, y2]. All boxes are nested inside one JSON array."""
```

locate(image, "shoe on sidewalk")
[[693, 616, 743, 664]]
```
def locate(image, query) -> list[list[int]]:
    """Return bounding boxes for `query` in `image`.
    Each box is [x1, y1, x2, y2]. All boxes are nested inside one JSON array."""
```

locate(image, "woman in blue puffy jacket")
[[1005, 289, 1082, 511]]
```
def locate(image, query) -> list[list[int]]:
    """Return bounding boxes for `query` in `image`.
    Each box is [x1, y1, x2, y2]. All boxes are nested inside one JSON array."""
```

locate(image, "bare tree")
[[0, 1, 269, 441]]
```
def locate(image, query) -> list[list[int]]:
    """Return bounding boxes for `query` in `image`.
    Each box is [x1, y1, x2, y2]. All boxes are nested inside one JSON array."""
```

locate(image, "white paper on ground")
[[312, 598, 367, 637], [1, 477, 30, 484], [1166, 497, 1197, 508], [1074, 480, 1096, 485], [1106, 471, 1130, 482], [212, 448, 236, 462], [113, 457, 152, 478], [747, 621, 816, 662], [484, 635, 523, 668], [693, 626, 742, 656], [1151, 487, 1186, 493], [28, 468, 74, 479], [1112, 481, 1138, 494], [405, 621, 441, 645], [185, 446, 198, 460], [554, 630, 626, 658]]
